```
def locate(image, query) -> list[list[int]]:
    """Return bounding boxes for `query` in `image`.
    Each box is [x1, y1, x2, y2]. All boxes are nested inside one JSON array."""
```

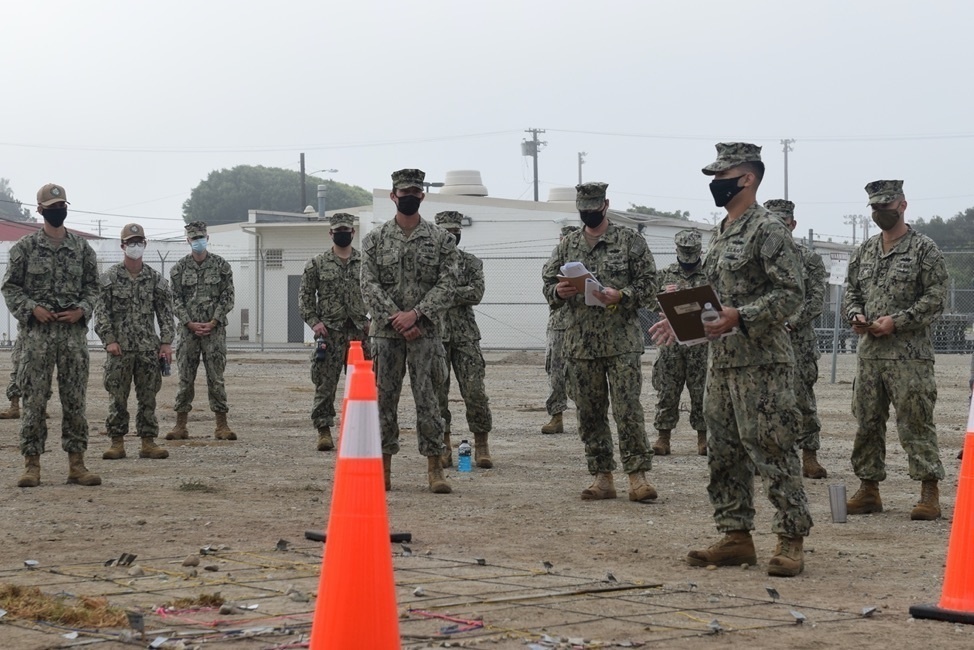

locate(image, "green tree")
[[182, 165, 372, 226], [914, 207, 974, 287], [0, 179, 34, 222], [626, 204, 690, 221]]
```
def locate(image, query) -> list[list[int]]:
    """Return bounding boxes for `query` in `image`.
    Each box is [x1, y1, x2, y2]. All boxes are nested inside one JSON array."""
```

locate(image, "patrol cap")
[[865, 180, 904, 206], [702, 142, 763, 175], [575, 182, 608, 211], [560, 224, 580, 237], [185, 221, 208, 239], [37, 183, 69, 207], [329, 212, 355, 229], [434, 210, 464, 229], [391, 168, 426, 190], [120, 223, 146, 242], [763, 199, 795, 221], [674, 228, 702, 263]]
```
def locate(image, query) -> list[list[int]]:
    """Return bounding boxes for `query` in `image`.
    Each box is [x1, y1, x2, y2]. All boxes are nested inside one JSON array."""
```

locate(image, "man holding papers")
[[542, 182, 658, 503]]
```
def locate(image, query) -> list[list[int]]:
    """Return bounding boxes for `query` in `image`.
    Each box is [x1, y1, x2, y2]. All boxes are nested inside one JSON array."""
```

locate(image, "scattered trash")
[[605, 572, 617, 583], [708, 619, 724, 634], [23, 560, 39, 569], [862, 606, 878, 618], [766, 586, 780, 602], [62, 631, 79, 639], [116, 553, 138, 567], [401, 544, 412, 557], [542, 560, 553, 572], [275, 539, 290, 552], [475, 557, 486, 566], [791, 610, 807, 624], [413, 587, 426, 597]]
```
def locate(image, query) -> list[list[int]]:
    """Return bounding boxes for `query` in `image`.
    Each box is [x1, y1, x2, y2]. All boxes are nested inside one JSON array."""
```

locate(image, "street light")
[[309, 169, 339, 218]]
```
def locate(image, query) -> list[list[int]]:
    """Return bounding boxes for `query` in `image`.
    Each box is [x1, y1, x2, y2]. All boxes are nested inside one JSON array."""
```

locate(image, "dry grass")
[[0, 583, 127, 628], [161, 591, 224, 609]]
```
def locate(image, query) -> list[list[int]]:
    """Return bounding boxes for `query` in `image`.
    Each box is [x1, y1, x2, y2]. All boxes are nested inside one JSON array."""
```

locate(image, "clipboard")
[[655, 284, 726, 346]]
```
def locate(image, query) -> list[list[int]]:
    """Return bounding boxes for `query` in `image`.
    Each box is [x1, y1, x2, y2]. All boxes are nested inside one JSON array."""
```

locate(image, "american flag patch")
[[761, 232, 784, 259]]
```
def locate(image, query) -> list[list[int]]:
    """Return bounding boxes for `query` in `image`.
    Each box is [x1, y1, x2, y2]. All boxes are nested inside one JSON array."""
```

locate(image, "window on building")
[[265, 248, 283, 269]]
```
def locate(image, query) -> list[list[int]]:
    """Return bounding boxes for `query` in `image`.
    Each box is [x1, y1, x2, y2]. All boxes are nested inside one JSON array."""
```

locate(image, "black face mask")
[[42, 207, 68, 228], [709, 175, 745, 208], [332, 231, 353, 247], [579, 210, 604, 229], [450, 232, 461, 246], [679, 260, 700, 272], [396, 195, 422, 216]]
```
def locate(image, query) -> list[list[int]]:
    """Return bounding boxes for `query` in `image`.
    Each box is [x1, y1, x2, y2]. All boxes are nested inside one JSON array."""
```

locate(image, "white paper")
[[584, 277, 606, 307], [559, 261, 591, 278]]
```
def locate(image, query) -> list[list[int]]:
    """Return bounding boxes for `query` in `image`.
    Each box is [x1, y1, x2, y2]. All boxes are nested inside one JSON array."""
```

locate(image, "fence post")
[[830, 285, 844, 384], [259, 250, 266, 352]]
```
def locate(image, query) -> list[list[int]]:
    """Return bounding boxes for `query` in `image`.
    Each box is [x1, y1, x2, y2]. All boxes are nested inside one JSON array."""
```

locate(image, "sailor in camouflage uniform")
[[764, 199, 829, 479], [651, 144, 811, 577], [433, 211, 494, 469], [1, 183, 101, 487], [167, 221, 238, 441], [298, 212, 369, 452], [361, 169, 459, 494], [95, 223, 175, 461], [651, 228, 709, 457], [0, 327, 24, 419], [541, 224, 579, 435], [542, 182, 659, 504], [844, 180, 947, 520]]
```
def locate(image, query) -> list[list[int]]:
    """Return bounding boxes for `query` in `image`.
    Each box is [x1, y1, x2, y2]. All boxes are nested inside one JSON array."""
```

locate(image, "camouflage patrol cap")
[[576, 182, 608, 211], [329, 212, 355, 229], [702, 142, 763, 175], [434, 210, 464, 229], [865, 180, 904, 206], [185, 221, 208, 239], [120, 223, 146, 242], [560, 224, 580, 237], [763, 199, 795, 221], [674, 228, 702, 263], [391, 168, 426, 190], [37, 183, 69, 207]]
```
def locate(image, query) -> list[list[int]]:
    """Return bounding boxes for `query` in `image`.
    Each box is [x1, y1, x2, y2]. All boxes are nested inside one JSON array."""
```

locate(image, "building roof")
[[0, 219, 100, 242]]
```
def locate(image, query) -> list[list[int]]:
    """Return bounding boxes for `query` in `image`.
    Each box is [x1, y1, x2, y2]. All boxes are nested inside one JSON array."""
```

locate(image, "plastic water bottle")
[[701, 302, 720, 340], [457, 439, 472, 472]]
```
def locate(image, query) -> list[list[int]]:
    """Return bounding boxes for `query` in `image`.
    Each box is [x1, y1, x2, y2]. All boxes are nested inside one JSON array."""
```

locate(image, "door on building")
[[287, 275, 305, 343]]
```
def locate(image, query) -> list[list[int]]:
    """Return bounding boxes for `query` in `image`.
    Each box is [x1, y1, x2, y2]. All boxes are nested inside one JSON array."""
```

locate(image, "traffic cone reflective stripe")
[[310, 365, 400, 648], [339, 359, 373, 442], [909, 396, 974, 624]]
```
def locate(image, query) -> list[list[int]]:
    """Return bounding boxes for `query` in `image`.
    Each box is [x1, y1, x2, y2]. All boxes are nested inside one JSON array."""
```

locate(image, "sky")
[[3, 0, 973, 243]]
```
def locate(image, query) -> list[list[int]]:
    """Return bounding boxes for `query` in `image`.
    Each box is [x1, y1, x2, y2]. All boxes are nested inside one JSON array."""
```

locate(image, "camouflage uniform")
[[170, 227, 235, 414], [299, 213, 368, 431], [545, 225, 579, 417], [652, 231, 709, 435], [95, 260, 175, 438], [360, 172, 459, 458], [844, 183, 946, 483], [433, 212, 492, 437], [1, 229, 99, 456], [541, 183, 658, 476], [5, 328, 23, 401]]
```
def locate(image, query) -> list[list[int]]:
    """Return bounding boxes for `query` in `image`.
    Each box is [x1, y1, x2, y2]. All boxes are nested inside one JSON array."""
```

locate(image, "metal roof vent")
[[438, 170, 488, 197]]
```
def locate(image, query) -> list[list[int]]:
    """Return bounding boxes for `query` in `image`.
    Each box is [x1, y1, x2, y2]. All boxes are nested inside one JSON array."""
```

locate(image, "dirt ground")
[[0, 348, 973, 649]]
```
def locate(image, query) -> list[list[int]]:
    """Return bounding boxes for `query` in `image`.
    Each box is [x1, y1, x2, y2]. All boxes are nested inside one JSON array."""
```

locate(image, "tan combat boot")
[[383, 454, 392, 491], [17, 455, 40, 488], [102, 436, 126, 460], [696, 431, 708, 456], [139, 437, 169, 459], [687, 531, 757, 567], [474, 432, 493, 468], [652, 430, 671, 456], [541, 413, 563, 434], [67, 452, 101, 486], [427, 456, 452, 494], [0, 397, 20, 419], [802, 449, 828, 479], [767, 535, 804, 577], [627, 471, 658, 502], [910, 480, 941, 520], [214, 412, 237, 440], [317, 426, 334, 451], [581, 472, 617, 500], [441, 430, 453, 467], [166, 412, 189, 440], [847, 479, 882, 515]]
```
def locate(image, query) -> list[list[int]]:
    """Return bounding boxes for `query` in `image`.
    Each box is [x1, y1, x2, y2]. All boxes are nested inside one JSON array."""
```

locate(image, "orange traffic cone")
[[309, 365, 400, 648], [910, 397, 974, 624], [339, 360, 373, 442], [347, 340, 365, 366]]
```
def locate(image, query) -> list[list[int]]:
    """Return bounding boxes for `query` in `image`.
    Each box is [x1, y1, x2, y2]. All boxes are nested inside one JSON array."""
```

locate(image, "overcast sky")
[[4, 0, 972, 244]]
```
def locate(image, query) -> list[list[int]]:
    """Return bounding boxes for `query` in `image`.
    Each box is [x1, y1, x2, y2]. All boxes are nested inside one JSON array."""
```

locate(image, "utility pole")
[[710, 211, 722, 225], [92, 219, 105, 237], [521, 128, 546, 201], [843, 214, 860, 246], [780, 139, 795, 200], [299, 152, 306, 211], [862, 215, 870, 242], [577, 151, 586, 184]]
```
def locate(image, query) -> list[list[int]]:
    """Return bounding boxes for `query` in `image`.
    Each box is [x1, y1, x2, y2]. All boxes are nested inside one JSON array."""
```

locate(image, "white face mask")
[[124, 243, 145, 260]]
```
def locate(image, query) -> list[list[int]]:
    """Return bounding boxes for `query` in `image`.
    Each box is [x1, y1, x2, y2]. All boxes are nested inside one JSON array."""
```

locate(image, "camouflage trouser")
[[651, 342, 707, 432], [566, 353, 653, 474], [104, 350, 162, 438], [174, 327, 228, 413], [6, 333, 23, 400], [704, 364, 812, 537], [545, 327, 568, 415], [791, 335, 822, 450], [851, 357, 944, 482], [373, 335, 446, 457], [311, 326, 366, 429], [436, 339, 492, 435], [18, 322, 90, 456]]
